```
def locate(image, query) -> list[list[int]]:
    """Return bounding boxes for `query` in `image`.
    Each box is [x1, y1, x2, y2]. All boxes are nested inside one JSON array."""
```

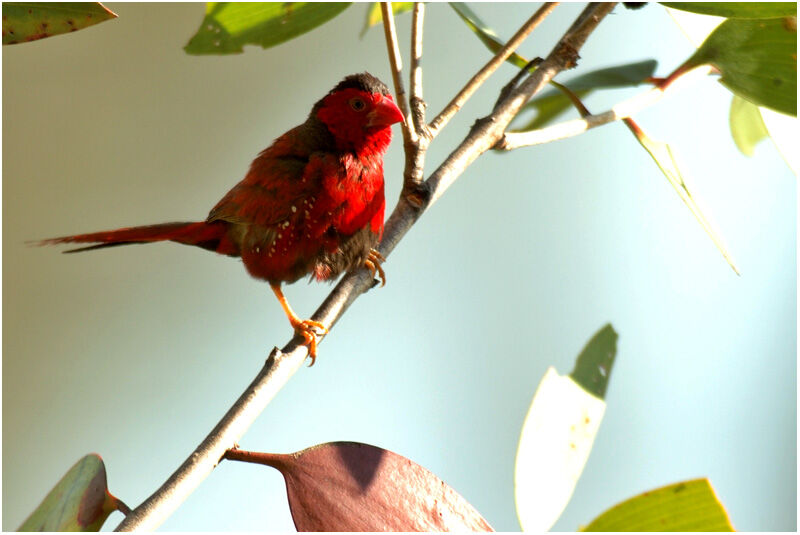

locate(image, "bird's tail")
[[37, 221, 237, 255]]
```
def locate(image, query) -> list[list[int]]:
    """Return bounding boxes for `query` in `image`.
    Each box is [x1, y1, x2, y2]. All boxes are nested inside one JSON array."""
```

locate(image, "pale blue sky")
[[3, 3, 795, 531]]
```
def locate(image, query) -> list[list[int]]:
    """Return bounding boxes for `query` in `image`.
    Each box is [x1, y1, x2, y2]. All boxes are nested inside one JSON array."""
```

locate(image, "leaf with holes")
[[685, 15, 797, 116], [515, 324, 618, 532], [582, 478, 734, 531], [19, 454, 129, 531], [729, 94, 769, 156], [224, 443, 493, 531], [661, 2, 796, 18], [185, 2, 352, 55], [359, 2, 413, 37], [512, 60, 658, 131], [2, 2, 116, 45]]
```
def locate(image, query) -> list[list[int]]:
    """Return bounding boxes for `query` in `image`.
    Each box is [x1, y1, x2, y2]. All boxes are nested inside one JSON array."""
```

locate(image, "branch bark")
[[114, 3, 615, 530]]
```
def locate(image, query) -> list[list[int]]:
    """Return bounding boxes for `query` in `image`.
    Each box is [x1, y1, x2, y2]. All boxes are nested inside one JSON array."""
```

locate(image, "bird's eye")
[[349, 98, 366, 111]]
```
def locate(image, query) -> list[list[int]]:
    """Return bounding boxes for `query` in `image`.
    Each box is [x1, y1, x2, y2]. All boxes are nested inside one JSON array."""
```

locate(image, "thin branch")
[[403, 1, 428, 191], [495, 64, 713, 151], [427, 3, 617, 206], [114, 3, 615, 530], [409, 2, 426, 138], [380, 2, 413, 141], [427, 2, 559, 138]]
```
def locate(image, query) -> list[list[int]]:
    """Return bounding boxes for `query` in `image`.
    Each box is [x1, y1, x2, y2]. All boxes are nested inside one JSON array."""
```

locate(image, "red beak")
[[367, 95, 405, 128]]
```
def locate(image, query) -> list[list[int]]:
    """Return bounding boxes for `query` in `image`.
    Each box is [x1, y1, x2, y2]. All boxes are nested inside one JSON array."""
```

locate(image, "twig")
[[409, 2, 426, 138], [495, 64, 712, 151], [428, 3, 617, 206], [427, 2, 559, 138], [114, 3, 615, 530], [380, 2, 412, 142], [403, 2, 428, 192]]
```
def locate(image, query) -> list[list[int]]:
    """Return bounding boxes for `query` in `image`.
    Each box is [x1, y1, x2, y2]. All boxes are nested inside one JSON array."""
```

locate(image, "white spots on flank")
[[291, 205, 297, 212]]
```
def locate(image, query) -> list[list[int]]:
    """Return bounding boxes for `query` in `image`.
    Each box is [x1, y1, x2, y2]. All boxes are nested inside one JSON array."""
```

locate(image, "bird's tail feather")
[[37, 221, 238, 256]]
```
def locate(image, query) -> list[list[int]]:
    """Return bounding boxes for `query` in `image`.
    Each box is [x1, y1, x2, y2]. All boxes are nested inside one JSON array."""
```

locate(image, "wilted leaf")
[[224, 443, 493, 531], [729, 94, 769, 156], [19, 454, 129, 531], [582, 478, 734, 531], [360, 2, 413, 37], [2, 2, 116, 45], [512, 60, 658, 131], [685, 15, 797, 116], [449, 2, 530, 69], [515, 324, 617, 532], [661, 2, 796, 18], [185, 2, 351, 55], [625, 118, 740, 275]]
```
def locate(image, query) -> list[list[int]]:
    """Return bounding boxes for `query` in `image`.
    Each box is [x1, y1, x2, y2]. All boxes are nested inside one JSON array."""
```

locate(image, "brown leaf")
[[225, 442, 494, 532]]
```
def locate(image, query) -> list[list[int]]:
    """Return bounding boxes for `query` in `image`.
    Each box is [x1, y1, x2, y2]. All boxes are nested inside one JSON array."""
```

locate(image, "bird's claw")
[[365, 249, 386, 287], [293, 319, 328, 366]]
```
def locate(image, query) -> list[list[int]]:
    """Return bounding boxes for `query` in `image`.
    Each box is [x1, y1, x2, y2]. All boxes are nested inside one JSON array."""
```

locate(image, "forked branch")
[[114, 3, 615, 530], [427, 2, 559, 138]]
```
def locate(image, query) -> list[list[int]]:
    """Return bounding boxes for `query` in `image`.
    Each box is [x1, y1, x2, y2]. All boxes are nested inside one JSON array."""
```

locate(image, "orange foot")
[[271, 283, 329, 366], [365, 249, 387, 287], [290, 318, 329, 366]]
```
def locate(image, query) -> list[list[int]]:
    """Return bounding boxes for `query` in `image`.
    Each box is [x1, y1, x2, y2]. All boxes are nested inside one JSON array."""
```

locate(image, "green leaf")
[[449, 2, 530, 69], [729, 94, 769, 156], [582, 478, 734, 531], [570, 323, 618, 399], [626, 119, 740, 275], [359, 2, 413, 38], [686, 16, 797, 116], [515, 324, 617, 531], [661, 2, 796, 18], [19, 454, 129, 531], [185, 2, 352, 55], [2, 2, 116, 45], [513, 60, 658, 131]]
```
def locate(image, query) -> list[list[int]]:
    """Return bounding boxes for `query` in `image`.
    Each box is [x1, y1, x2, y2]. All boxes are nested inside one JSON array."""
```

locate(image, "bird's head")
[[315, 73, 404, 153]]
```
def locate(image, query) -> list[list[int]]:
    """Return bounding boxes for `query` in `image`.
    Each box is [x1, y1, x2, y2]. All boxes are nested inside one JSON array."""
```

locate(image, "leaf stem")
[[495, 64, 712, 150], [223, 448, 287, 470]]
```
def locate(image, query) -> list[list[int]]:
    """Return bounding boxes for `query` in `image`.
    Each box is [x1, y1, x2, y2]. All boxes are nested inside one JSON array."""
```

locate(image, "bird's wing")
[[207, 151, 332, 228]]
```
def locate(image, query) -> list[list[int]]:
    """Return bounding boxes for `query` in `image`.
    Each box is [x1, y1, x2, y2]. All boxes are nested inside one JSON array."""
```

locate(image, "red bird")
[[41, 72, 404, 365]]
